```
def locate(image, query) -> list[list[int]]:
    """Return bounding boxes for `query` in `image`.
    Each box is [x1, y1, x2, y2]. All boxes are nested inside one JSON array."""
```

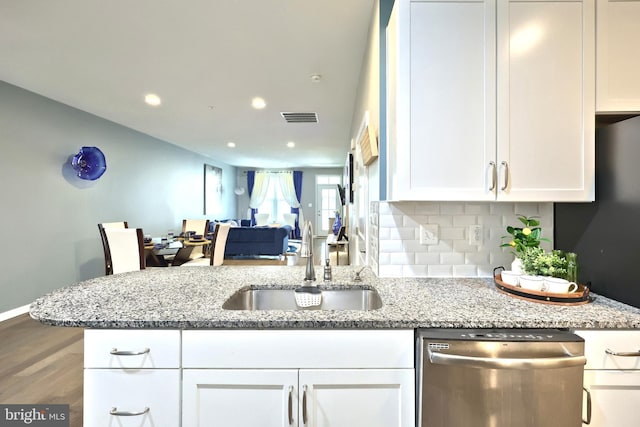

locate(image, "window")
[[257, 178, 291, 223]]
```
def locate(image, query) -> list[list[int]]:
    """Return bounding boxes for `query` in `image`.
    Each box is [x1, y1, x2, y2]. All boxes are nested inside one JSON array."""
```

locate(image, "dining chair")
[[182, 219, 210, 259], [98, 222, 130, 275], [254, 213, 270, 226], [182, 223, 231, 266], [282, 213, 297, 238], [99, 227, 146, 275]]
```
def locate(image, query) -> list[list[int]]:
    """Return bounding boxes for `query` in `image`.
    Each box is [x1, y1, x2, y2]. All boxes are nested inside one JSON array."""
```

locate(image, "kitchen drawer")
[[84, 329, 180, 368], [575, 330, 640, 370], [84, 368, 180, 427], [182, 329, 414, 369]]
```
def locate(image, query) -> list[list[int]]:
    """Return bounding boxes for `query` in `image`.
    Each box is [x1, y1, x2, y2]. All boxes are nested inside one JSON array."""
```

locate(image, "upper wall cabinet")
[[386, 0, 595, 202], [596, 0, 640, 112]]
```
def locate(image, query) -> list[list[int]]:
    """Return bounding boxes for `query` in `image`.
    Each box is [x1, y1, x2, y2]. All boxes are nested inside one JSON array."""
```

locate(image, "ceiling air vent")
[[280, 112, 318, 123]]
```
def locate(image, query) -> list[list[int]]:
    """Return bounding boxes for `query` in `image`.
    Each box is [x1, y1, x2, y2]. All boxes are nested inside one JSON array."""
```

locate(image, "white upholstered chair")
[[99, 226, 146, 275], [182, 219, 210, 259], [282, 213, 297, 238], [254, 213, 270, 226], [182, 223, 231, 267]]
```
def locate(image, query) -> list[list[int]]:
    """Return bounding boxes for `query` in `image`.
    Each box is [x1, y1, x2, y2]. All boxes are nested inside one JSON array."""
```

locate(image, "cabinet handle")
[[500, 161, 509, 191], [582, 387, 591, 425], [288, 386, 294, 426], [110, 347, 150, 356], [488, 161, 497, 191], [302, 384, 308, 425], [109, 407, 149, 416], [605, 348, 640, 357]]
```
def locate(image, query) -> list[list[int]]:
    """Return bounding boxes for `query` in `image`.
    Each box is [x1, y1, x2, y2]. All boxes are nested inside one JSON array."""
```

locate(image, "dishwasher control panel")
[[418, 328, 583, 343]]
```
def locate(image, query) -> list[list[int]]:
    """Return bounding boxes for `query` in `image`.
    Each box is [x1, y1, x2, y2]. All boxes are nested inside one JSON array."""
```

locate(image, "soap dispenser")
[[323, 259, 332, 281]]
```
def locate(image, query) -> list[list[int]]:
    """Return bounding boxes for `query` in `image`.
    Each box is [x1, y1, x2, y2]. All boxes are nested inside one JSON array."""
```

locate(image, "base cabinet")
[[182, 369, 414, 427], [576, 330, 640, 426]]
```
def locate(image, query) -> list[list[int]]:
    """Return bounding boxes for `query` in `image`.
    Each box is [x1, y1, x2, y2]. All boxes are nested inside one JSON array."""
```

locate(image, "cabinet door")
[[299, 369, 415, 427], [496, 0, 595, 201], [596, 0, 640, 112], [583, 371, 640, 426], [182, 369, 298, 427], [387, 0, 496, 201], [83, 369, 180, 427]]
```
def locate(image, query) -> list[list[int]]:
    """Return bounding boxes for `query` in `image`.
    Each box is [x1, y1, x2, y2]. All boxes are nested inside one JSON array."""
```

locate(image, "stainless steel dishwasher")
[[416, 329, 586, 427]]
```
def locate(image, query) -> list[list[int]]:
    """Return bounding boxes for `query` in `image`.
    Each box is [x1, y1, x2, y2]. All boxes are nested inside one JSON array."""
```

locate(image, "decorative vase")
[[332, 213, 342, 236], [511, 257, 524, 274]]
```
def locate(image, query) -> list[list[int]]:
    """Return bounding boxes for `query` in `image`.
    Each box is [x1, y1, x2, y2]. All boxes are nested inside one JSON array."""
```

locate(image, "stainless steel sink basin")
[[222, 287, 383, 311]]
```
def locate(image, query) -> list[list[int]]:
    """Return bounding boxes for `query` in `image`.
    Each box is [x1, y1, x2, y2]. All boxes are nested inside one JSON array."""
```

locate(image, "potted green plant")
[[500, 214, 550, 273], [519, 247, 568, 278]]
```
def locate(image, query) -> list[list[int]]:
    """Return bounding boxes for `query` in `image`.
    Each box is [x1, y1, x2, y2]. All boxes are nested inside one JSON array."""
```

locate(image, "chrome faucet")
[[300, 220, 316, 282]]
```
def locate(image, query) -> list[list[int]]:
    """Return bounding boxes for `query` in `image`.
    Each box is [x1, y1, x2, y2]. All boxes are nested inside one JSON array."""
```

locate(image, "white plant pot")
[[511, 257, 524, 274]]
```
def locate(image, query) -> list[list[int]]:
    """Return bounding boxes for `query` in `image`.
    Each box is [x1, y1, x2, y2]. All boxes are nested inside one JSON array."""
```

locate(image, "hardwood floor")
[[0, 314, 83, 427]]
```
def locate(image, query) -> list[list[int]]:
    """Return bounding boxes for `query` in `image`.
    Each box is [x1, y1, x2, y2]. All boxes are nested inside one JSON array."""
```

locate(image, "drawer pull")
[[110, 347, 150, 356], [302, 385, 308, 426], [110, 407, 149, 416], [605, 348, 640, 357], [288, 385, 294, 425]]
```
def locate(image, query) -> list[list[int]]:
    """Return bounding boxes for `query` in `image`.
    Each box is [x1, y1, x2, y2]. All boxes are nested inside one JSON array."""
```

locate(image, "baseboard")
[[0, 304, 30, 322]]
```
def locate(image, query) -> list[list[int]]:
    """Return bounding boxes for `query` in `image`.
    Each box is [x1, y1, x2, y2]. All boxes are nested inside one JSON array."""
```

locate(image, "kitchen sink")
[[222, 287, 383, 311]]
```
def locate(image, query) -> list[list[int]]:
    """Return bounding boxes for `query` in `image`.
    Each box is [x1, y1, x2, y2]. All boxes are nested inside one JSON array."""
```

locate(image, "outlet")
[[468, 225, 483, 246], [419, 224, 439, 245]]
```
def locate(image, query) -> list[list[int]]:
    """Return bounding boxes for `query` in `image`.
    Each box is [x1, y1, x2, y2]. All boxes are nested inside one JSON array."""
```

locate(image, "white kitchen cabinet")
[[181, 329, 415, 427], [386, 0, 595, 202], [575, 330, 640, 426], [83, 330, 181, 427], [596, 0, 640, 112], [182, 368, 414, 427]]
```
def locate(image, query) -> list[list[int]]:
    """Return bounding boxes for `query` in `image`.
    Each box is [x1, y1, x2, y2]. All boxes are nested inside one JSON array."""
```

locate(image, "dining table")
[[144, 236, 211, 267]]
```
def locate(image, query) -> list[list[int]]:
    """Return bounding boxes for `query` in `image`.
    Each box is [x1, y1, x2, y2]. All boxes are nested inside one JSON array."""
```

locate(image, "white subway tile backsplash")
[[440, 252, 465, 265], [453, 265, 478, 277], [428, 265, 454, 276], [440, 227, 465, 240], [452, 215, 478, 226], [370, 201, 553, 279]]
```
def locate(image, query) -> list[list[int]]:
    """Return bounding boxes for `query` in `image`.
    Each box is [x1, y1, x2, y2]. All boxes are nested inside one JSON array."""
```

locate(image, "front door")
[[316, 184, 340, 236]]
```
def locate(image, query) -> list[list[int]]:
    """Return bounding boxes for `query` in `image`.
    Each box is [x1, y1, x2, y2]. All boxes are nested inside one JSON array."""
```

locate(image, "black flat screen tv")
[[343, 152, 353, 204]]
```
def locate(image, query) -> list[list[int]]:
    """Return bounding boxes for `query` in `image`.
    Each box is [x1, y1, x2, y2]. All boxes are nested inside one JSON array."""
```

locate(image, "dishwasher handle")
[[428, 349, 586, 370]]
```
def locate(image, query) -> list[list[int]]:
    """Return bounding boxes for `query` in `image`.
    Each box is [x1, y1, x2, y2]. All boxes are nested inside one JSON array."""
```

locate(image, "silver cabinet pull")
[[288, 385, 294, 426], [110, 407, 149, 416], [302, 384, 308, 425], [428, 349, 586, 370], [500, 161, 509, 191], [605, 348, 640, 357], [488, 161, 497, 191], [582, 387, 592, 424], [110, 348, 150, 356]]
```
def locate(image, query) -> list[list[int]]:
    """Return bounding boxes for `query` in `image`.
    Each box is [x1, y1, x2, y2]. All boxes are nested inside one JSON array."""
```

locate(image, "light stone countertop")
[[29, 265, 640, 329]]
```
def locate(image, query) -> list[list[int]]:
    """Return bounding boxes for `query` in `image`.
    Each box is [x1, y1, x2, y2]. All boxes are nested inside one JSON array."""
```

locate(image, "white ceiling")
[[0, 0, 376, 168]]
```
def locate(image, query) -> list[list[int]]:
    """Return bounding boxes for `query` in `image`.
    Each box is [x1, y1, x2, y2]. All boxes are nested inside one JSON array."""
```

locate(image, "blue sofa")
[[221, 225, 291, 257]]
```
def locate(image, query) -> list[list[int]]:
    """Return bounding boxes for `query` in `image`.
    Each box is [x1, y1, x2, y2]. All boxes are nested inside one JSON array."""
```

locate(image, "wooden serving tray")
[[493, 270, 592, 306]]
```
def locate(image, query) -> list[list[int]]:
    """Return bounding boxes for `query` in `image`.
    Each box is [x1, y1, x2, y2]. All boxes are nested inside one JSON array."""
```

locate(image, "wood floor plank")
[[0, 314, 83, 427]]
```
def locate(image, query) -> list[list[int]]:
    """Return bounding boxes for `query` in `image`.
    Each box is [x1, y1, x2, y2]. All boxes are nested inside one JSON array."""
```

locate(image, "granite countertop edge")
[[29, 266, 640, 330]]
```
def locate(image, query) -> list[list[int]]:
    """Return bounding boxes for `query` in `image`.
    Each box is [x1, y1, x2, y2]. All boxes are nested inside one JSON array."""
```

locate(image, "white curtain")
[[249, 171, 271, 209], [276, 172, 304, 226]]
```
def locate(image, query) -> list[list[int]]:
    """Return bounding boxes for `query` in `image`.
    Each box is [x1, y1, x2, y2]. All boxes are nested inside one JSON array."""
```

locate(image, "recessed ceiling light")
[[227, 142, 236, 148], [310, 74, 322, 82], [251, 97, 266, 109], [286, 141, 295, 148], [144, 93, 161, 106]]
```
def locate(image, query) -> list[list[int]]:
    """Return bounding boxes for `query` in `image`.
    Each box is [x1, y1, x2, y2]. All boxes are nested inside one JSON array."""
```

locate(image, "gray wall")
[[0, 81, 236, 313]]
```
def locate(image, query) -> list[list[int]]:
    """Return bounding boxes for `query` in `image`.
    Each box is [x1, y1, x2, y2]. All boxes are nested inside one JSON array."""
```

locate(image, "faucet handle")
[[353, 266, 366, 282]]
